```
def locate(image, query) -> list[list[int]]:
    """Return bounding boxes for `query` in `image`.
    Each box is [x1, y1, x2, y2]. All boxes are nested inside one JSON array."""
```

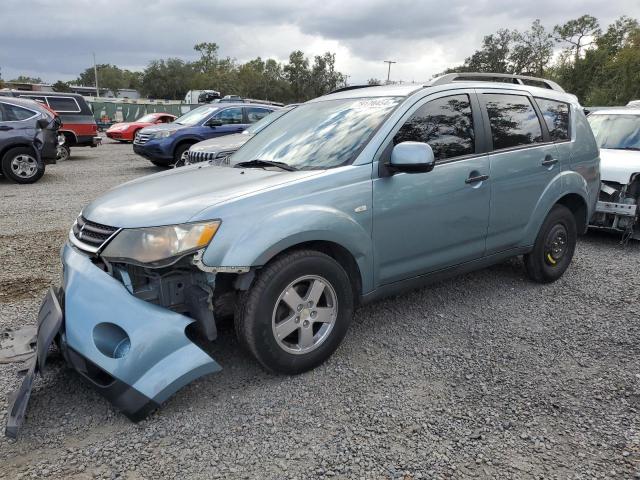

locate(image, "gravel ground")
[[1, 139, 639, 479]]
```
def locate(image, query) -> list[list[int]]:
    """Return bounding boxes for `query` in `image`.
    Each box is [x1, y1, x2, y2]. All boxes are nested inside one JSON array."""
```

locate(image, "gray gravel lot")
[[1, 139, 639, 479]]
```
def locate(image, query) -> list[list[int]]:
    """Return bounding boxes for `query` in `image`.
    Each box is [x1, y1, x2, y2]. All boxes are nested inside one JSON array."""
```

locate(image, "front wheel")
[[56, 144, 70, 162], [524, 204, 577, 283], [173, 144, 191, 166], [1, 147, 45, 184], [235, 250, 354, 374]]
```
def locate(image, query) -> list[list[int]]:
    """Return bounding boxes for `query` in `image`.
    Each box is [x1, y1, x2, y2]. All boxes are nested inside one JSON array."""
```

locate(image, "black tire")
[[173, 143, 191, 166], [235, 250, 355, 374], [1, 146, 45, 184], [150, 160, 171, 168], [524, 204, 577, 283]]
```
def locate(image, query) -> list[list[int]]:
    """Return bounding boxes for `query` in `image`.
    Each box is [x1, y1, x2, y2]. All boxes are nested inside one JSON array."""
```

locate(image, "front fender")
[[522, 171, 590, 244], [201, 205, 374, 292]]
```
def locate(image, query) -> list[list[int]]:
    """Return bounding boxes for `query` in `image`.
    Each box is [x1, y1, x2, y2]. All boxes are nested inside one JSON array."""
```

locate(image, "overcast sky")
[[1, 0, 639, 85]]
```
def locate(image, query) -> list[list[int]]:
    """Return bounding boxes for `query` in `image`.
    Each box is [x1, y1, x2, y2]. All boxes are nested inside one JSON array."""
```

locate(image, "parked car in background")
[[178, 105, 296, 167], [627, 100, 640, 107], [6, 73, 600, 436], [106, 113, 176, 143], [588, 107, 640, 240], [0, 90, 99, 161], [184, 89, 221, 104], [0, 97, 60, 184], [133, 102, 278, 166]]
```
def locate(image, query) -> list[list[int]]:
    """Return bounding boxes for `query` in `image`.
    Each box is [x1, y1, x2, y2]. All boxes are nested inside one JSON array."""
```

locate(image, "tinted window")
[[394, 94, 475, 161], [0, 102, 36, 121], [246, 107, 272, 122], [484, 94, 543, 149], [46, 96, 80, 112], [535, 98, 570, 141], [214, 107, 243, 125]]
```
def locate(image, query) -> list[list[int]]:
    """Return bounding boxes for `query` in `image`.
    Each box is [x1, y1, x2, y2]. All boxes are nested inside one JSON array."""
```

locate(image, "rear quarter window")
[[46, 96, 81, 113], [535, 98, 570, 141], [0, 102, 37, 121], [483, 93, 543, 150]]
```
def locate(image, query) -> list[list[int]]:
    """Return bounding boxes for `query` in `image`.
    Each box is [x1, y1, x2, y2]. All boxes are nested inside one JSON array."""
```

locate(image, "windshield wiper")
[[606, 146, 640, 151], [234, 159, 298, 171]]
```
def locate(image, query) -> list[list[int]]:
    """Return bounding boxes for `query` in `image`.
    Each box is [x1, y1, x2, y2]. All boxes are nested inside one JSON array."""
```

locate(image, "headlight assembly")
[[151, 130, 177, 139], [101, 221, 220, 267]]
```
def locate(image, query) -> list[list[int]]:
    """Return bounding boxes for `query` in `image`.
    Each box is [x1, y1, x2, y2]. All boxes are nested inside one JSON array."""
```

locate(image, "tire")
[[150, 160, 170, 168], [524, 204, 577, 283], [235, 250, 355, 374], [173, 144, 191, 166], [56, 144, 70, 162], [1, 146, 45, 184]]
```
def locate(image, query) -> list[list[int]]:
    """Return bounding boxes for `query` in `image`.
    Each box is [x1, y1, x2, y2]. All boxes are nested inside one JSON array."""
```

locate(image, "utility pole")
[[384, 60, 396, 84], [93, 52, 99, 97]]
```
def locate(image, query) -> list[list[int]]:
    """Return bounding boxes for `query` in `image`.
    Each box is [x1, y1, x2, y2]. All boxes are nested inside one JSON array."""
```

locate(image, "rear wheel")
[[1, 147, 45, 184], [524, 204, 577, 283], [235, 250, 354, 374], [56, 144, 70, 162]]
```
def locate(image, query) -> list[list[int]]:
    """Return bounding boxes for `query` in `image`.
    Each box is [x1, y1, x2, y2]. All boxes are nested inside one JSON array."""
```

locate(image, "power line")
[[384, 60, 396, 84]]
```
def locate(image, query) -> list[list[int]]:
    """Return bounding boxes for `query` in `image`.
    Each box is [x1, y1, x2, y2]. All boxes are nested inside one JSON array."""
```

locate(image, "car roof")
[[6, 89, 86, 99], [0, 96, 48, 112], [312, 81, 578, 105], [589, 107, 640, 115], [199, 102, 279, 109]]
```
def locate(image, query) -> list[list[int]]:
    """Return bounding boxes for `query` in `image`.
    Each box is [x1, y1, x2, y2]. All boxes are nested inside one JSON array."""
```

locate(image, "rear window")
[[46, 96, 81, 113], [535, 98, 570, 141], [483, 93, 543, 150], [0, 102, 37, 121]]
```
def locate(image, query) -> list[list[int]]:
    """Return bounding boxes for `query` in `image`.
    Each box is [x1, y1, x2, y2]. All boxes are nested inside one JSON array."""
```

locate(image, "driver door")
[[372, 91, 491, 285]]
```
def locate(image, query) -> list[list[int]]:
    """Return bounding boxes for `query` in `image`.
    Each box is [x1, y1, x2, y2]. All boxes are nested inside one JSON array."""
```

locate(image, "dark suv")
[[0, 97, 60, 183]]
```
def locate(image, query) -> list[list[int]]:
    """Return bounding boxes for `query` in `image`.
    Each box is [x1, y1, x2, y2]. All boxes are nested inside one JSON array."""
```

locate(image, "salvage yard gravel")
[[1, 139, 639, 479]]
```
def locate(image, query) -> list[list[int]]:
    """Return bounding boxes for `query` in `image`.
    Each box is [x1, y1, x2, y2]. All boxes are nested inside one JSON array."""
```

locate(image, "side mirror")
[[207, 119, 223, 128], [36, 118, 50, 129], [388, 141, 435, 174]]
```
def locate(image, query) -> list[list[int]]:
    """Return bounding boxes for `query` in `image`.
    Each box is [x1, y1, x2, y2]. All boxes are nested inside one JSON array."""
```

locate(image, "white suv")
[[588, 107, 640, 240]]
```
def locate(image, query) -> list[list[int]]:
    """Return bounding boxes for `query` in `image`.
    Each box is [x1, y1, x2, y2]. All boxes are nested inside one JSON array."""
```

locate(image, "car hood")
[[81, 165, 321, 228], [140, 123, 187, 134], [599, 148, 640, 184], [190, 133, 252, 154]]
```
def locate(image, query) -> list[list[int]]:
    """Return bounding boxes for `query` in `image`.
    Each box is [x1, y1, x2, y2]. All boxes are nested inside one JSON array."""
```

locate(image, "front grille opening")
[[72, 215, 118, 250]]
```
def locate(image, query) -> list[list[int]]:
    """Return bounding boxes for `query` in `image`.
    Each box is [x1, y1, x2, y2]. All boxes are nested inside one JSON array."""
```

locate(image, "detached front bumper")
[[5, 243, 221, 437]]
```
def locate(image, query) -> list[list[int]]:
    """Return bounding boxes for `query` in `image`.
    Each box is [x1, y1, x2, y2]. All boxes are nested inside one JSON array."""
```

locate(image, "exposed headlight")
[[101, 221, 220, 267], [151, 130, 177, 139]]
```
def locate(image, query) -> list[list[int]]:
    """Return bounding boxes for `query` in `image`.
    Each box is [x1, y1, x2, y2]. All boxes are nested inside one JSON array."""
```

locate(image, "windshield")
[[588, 114, 640, 150], [245, 108, 293, 135], [175, 105, 220, 126], [136, 114, 160, 123], [231, 97, 401, 170]]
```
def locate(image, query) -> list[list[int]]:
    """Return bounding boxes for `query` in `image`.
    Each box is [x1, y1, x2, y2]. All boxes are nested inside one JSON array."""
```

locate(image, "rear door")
[[478, 90, 560, 254], [245, 106, 273, 124]]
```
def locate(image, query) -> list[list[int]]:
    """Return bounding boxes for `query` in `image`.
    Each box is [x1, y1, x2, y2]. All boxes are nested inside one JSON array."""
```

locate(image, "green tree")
[[553, 15, 601, 62], [284, 51, 310, 102], [141, 58, 196, 99], [510, 19, 554, 76], [52, 80, 71, 92], [73, 64, 141, 96], [9, 75, 43, 84], [367, 78, 382, 86]]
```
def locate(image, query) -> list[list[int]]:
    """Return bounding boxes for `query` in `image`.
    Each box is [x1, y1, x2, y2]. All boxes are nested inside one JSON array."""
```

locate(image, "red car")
[[106, 113, 176, 142]]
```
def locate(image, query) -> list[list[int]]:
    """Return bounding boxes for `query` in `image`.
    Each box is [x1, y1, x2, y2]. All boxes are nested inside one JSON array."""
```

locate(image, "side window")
[[535, 98, 570, 141], [393, 94, 475, 161], [213, 107, 243, 125], [46, 96, 80, 113], [0, 102, 36, 121], [246, 107, 272, 123], [483, 93, 543, 150]]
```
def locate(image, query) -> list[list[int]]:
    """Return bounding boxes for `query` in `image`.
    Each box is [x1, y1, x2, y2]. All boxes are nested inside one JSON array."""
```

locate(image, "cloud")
[[0, 0, 638, 84]]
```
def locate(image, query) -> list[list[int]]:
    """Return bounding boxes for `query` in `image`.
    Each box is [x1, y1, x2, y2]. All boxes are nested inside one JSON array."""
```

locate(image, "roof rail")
[[327, 84, 378, 95], [429, 73, 565, 92]]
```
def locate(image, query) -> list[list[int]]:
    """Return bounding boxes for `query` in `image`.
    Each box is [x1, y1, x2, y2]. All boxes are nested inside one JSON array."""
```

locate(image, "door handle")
[[541, 155, 558, 167], [465, 174, 489, 184], [0, 125, 13, 131]]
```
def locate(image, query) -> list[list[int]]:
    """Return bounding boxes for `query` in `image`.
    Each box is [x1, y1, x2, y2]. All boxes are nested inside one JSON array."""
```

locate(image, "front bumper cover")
[[5, 243, 221, 437]]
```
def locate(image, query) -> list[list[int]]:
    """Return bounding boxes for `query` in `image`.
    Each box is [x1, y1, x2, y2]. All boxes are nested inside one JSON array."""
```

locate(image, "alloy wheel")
[[271, 275, 338, 355], [10, 154, 38, 179]]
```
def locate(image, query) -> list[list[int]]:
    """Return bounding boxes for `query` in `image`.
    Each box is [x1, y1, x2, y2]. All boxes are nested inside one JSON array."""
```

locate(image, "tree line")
[[443, 14, 640, 106], [1, 43, 347, 104]]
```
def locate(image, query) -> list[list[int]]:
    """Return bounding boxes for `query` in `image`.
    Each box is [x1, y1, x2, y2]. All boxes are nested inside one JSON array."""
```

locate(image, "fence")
[[88, 101, 200, 125]]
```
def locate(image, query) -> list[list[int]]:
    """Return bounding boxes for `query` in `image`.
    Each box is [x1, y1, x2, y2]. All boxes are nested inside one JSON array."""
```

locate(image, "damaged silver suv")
[[6, 73, 600, 437]]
